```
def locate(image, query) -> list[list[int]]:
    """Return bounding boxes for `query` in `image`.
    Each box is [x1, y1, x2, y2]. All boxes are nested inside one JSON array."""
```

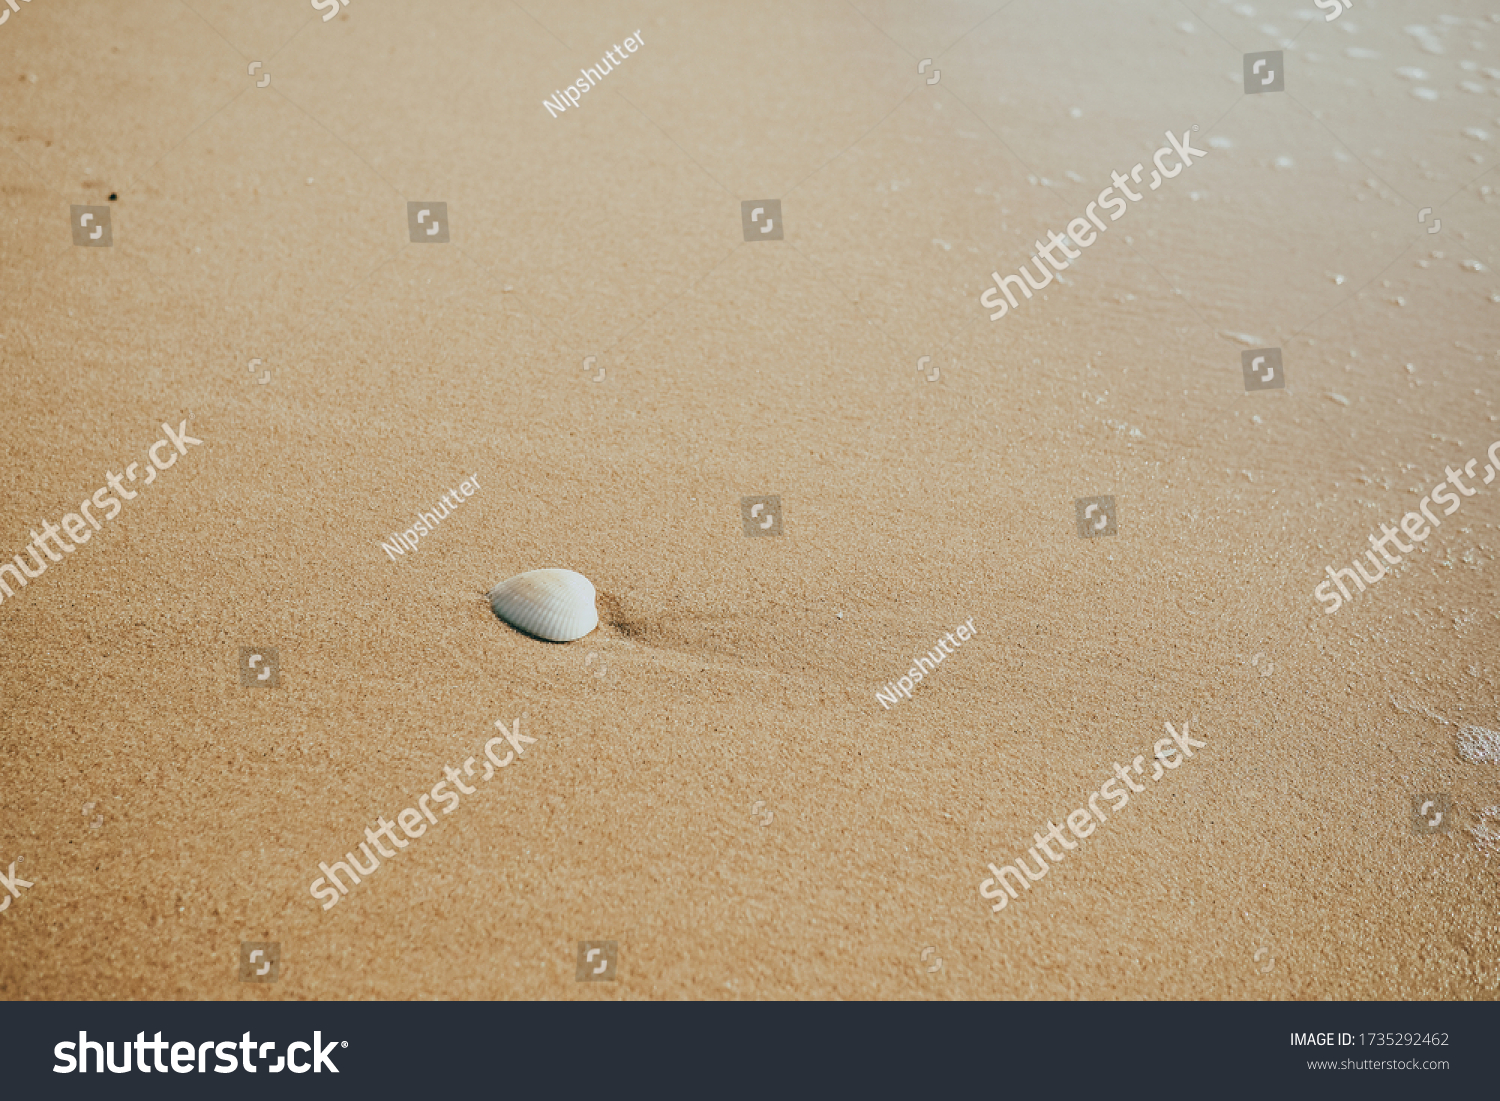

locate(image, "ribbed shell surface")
[[487, 568, 599, 642]]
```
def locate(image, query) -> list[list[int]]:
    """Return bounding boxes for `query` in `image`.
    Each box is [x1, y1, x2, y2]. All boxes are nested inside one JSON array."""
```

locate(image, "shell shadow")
[[594, 591, 664, 643]]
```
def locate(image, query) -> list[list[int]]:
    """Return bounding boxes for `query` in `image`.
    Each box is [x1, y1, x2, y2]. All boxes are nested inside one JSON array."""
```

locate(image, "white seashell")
[[488, 568, 599, 642]]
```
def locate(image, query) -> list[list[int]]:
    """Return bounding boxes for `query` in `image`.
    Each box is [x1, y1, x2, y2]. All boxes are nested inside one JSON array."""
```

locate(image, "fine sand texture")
[[2, 0, 1498, 1000]]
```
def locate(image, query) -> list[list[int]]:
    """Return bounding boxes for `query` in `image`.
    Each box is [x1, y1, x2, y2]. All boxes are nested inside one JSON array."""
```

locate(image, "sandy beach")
[[1, 0, 1498, 1000]]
